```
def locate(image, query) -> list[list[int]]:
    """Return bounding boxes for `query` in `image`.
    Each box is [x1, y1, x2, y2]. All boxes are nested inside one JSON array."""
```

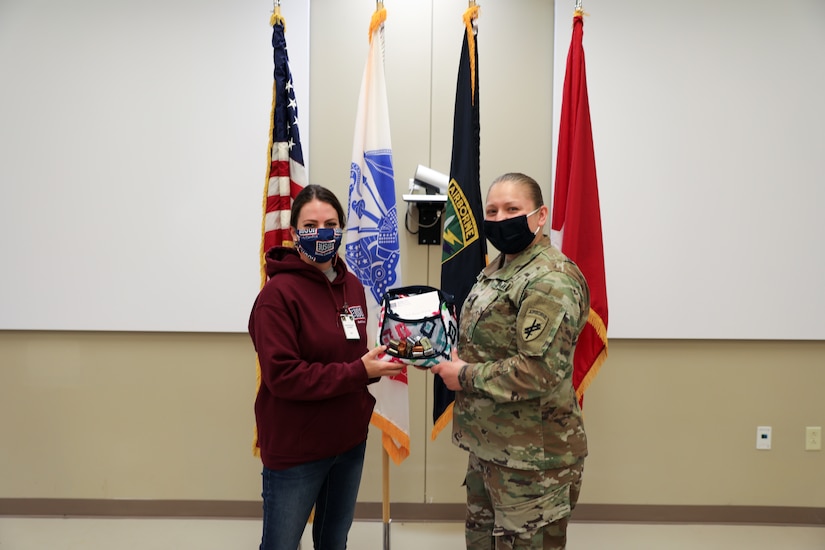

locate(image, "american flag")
[[262, 17, 307, 261], [254, 13, 307, 457]]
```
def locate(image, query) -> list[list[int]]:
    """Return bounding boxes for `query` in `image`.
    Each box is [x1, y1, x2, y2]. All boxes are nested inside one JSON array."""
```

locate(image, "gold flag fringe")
[[252, 357, 262, 458], [259, 77, 278, 289], [575, 307, 608, 402], [368, 7, 387, 44], [370, 412, 411, 465], [270, 11, 285, 29], [462, 5, 480, 106], [430, 401, 455, 441]]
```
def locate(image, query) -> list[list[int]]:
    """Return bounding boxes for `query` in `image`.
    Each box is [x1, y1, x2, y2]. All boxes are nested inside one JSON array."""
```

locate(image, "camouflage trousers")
[[463, 453, 584, 550]]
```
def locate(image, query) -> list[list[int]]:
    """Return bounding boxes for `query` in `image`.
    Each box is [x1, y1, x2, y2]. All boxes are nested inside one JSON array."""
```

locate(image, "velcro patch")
[[521, 308, 549, 342]]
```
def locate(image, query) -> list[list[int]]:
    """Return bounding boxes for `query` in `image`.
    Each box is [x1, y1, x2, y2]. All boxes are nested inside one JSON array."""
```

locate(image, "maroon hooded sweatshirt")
[[249, 247, 375, 470]]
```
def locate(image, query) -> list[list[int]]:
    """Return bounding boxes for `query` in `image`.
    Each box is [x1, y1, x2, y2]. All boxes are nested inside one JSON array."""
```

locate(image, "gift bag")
[[376, 285, 456, 368]]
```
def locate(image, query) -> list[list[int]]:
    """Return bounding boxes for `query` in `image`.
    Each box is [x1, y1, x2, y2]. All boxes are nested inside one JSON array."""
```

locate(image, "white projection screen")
[[552, 0, 825, 339], [0, 0, 310, 332]]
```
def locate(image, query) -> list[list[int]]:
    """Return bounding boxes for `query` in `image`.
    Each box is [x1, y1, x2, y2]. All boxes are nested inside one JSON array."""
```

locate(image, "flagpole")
[[382, 447, 391, 550]]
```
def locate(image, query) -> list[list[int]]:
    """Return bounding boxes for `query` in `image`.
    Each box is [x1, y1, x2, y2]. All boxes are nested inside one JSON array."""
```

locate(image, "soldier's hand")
[[431, 347, 466, 391]]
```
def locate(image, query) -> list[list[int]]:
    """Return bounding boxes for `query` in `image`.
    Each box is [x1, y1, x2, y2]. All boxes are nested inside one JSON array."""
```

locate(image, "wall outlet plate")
[[805, 426, 822, 451], [756, 426, 772, 450]]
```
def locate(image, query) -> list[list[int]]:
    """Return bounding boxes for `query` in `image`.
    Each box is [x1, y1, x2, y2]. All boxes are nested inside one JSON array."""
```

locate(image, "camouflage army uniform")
[[453, 235, 590, 550]]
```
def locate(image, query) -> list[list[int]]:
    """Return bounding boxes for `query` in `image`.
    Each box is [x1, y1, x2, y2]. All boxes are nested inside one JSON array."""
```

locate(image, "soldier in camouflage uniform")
[[432, 173, 590, 550]]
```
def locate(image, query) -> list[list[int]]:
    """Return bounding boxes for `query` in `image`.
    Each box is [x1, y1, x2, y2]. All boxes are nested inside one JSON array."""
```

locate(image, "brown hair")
[[489, 172, 545, 209], [290, 184, 347, 229]]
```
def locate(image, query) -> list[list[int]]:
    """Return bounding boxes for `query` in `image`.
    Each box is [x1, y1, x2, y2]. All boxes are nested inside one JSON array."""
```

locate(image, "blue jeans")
[[260, 440, 367, 550]]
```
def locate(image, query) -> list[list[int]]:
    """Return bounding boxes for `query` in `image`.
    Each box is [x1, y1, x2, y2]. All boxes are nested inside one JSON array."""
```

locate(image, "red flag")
[[551, 12, 608, 404]]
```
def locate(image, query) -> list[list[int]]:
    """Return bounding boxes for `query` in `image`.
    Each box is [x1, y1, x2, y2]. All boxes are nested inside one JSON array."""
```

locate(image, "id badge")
[[340, 313, 360, 340]]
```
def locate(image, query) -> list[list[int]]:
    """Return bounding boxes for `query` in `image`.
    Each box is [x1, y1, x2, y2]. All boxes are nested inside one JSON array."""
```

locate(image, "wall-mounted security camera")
[[412, 164, 449, 195], [403, 194, 447, 203], [402, 165, 450, 245]]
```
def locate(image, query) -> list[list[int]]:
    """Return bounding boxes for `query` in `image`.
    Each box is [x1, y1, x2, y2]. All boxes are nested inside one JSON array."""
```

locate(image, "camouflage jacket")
[[453, 235, 590, 470]]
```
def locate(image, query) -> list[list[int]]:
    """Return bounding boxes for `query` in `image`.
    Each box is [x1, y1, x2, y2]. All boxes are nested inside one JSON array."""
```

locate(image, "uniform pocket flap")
[[492, 482, 571, 536]]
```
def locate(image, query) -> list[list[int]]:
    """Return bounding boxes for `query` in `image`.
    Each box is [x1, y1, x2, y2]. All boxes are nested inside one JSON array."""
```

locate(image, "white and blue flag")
[[346, 8, 407, 464]]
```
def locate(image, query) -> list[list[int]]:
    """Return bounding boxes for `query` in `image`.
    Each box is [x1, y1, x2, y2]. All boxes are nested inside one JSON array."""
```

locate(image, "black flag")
[[434, 10, 486, 439]]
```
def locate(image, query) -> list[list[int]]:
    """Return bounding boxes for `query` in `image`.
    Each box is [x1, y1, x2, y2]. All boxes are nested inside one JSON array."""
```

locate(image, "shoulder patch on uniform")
[[521, 308, 549, 342]]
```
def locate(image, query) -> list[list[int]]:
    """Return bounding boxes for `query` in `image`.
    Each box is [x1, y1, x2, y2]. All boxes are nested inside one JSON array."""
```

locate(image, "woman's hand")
[[362, 345, 406, 378]]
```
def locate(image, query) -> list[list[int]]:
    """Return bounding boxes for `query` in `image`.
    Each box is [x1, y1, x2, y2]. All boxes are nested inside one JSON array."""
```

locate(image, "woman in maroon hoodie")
[[249, 185, 403, 550]]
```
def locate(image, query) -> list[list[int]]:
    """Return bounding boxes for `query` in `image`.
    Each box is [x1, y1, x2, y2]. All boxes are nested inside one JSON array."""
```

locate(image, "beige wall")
[[2, 333, 824, 507], [1, 0, 824, 511]]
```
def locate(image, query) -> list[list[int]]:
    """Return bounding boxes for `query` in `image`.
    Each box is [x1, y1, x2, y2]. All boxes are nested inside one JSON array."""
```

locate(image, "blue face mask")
[[295, 227, 343, 263]]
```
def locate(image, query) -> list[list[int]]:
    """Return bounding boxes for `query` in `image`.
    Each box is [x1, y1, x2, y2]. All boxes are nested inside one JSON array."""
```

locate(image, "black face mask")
[[483, 208, 541, 255]]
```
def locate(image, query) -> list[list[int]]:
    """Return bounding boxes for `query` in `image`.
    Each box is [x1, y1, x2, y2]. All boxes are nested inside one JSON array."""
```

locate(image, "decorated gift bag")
[[376, 285, 456, 368]]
